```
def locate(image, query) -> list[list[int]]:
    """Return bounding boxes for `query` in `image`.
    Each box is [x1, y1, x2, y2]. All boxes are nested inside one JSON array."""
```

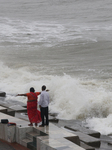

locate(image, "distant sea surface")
[[0, 0, 112, 135]]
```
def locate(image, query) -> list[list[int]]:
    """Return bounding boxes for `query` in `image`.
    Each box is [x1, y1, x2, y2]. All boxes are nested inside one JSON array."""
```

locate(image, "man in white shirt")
[[39, 85, 49, 127]]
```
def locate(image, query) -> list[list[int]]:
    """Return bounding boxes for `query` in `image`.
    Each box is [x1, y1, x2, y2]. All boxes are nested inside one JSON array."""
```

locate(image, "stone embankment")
[[0, 91, 112, 150]]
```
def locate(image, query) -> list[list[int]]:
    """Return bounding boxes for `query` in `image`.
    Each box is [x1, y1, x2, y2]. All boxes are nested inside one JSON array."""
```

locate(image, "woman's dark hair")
[[42, 85, 46, 91], [30, 87, 35, 92]]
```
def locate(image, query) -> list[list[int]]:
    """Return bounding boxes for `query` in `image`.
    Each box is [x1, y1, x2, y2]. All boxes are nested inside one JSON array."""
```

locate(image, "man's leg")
[[45, 107, 49, 126], [41, 107, 45, 126]]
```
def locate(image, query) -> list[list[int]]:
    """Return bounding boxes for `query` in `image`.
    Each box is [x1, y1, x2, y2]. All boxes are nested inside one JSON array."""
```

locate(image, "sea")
[[0, 0, 112, 136]]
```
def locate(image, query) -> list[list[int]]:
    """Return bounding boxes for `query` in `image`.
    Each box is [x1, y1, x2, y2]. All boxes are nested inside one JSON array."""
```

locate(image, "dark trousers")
[[41, 106, 49, 126]]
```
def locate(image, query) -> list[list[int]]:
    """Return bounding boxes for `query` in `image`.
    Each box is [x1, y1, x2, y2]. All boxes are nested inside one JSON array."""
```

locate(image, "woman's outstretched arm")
[[16, 94, 27, 96]]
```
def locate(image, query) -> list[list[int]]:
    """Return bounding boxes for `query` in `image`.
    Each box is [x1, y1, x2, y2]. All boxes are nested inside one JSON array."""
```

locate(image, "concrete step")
[[27, 142, 36, 150], [26, 131, 40, 140], [0, 106, 7, 113], [80, 142, 95, 150], [25, 131, 41, 149], [65, 125, 100, 138], [7, 108, 15, 116], [97, 141, 112, 150], [33, 127, 48, 136], [73, 131, 100, 148], [39, 137, 85, 150], [100, 135, 112, 143], [21, 138, 33, 147], [58, 119, 82, 128]]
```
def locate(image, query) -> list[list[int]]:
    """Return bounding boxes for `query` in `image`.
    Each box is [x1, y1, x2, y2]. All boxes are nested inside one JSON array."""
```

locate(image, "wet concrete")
[[1, 93, 112, 150]]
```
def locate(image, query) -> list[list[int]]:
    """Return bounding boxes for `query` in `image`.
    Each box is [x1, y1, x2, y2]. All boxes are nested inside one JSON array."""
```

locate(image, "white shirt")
[[39, 90, 49, 107]]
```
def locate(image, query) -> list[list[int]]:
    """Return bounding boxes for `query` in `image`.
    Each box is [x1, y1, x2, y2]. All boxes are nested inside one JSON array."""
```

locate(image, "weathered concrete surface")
[[9, 105, 27, 112], [7, 108, 15, 117], [71, 131, 100, 148], [97, 140, 112, 150], [100, 135, 112, 143], [0, 99, 27, 108], [35, 123, 85, 150], [0, 112, 29, 127], [58, 119, 82, 127], [0, 106, 7, 114], [65, 125, 100, 138], [99, 135, 112, 149], [80, 142, 95, 150], [0, 112, 85, 150], [65, 135, 80, 146], [0, 99, 27, 113], [0, 93, 112, 150], [15, 112, 29, 122]]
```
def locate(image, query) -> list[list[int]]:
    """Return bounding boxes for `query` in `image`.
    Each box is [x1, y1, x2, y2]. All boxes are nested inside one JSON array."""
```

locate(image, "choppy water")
[[0, 0, 112, 135]]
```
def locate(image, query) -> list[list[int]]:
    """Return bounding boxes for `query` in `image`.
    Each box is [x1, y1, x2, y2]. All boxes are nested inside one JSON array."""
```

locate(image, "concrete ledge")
[[80, 142, 95, 150], [0, 123, 16, 143], [0, 98, 27, 109], [7, 108, 15, 117], [37, 136, 85, 150], [0, 113, 85, 150], [1, 97, 112, 150], [35, 123, 85, 150], [0, 106, 7, 114], [65, 136, 80, 146], [0, 112, 29, 127], [9, 105, 27, 112], [65, 125, 100, 138], [73, 131, 100, 148]]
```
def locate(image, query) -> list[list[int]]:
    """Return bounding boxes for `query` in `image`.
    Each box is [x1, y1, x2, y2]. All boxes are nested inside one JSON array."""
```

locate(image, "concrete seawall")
[[0, 92, 112, 150]]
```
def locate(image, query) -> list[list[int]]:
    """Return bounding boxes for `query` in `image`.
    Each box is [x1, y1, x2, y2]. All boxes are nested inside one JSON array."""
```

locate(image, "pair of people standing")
[[17, 85, 49, 127]]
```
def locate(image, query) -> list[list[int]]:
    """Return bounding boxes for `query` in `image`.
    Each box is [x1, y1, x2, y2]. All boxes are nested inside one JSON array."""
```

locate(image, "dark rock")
[[49, 112, 58, 117], [49, 115, 58, 123], [0, 91, 6, 97]]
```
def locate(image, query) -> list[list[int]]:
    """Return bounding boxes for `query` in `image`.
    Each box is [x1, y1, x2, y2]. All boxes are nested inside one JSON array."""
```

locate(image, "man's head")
[[30, 87, 35, 92], [42, 85, 46, 91]]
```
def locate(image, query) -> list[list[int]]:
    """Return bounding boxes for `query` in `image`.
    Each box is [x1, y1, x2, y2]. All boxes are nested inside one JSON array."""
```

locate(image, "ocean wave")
[[1, 17, 112, 47], [0, 62, 112, 122]]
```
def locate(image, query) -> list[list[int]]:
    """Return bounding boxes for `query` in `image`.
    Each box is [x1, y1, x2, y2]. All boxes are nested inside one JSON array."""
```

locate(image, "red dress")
[[26, 92, 41, 123]]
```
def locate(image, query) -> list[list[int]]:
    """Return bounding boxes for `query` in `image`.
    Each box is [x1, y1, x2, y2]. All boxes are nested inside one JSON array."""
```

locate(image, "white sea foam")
[[1, 17, 112, 47], [85, 114, 112, 135], [0, 62, 112, 132]]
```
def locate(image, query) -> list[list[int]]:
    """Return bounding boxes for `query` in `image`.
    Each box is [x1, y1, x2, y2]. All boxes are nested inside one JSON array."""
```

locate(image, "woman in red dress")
[[17, 87, 41, 126]]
